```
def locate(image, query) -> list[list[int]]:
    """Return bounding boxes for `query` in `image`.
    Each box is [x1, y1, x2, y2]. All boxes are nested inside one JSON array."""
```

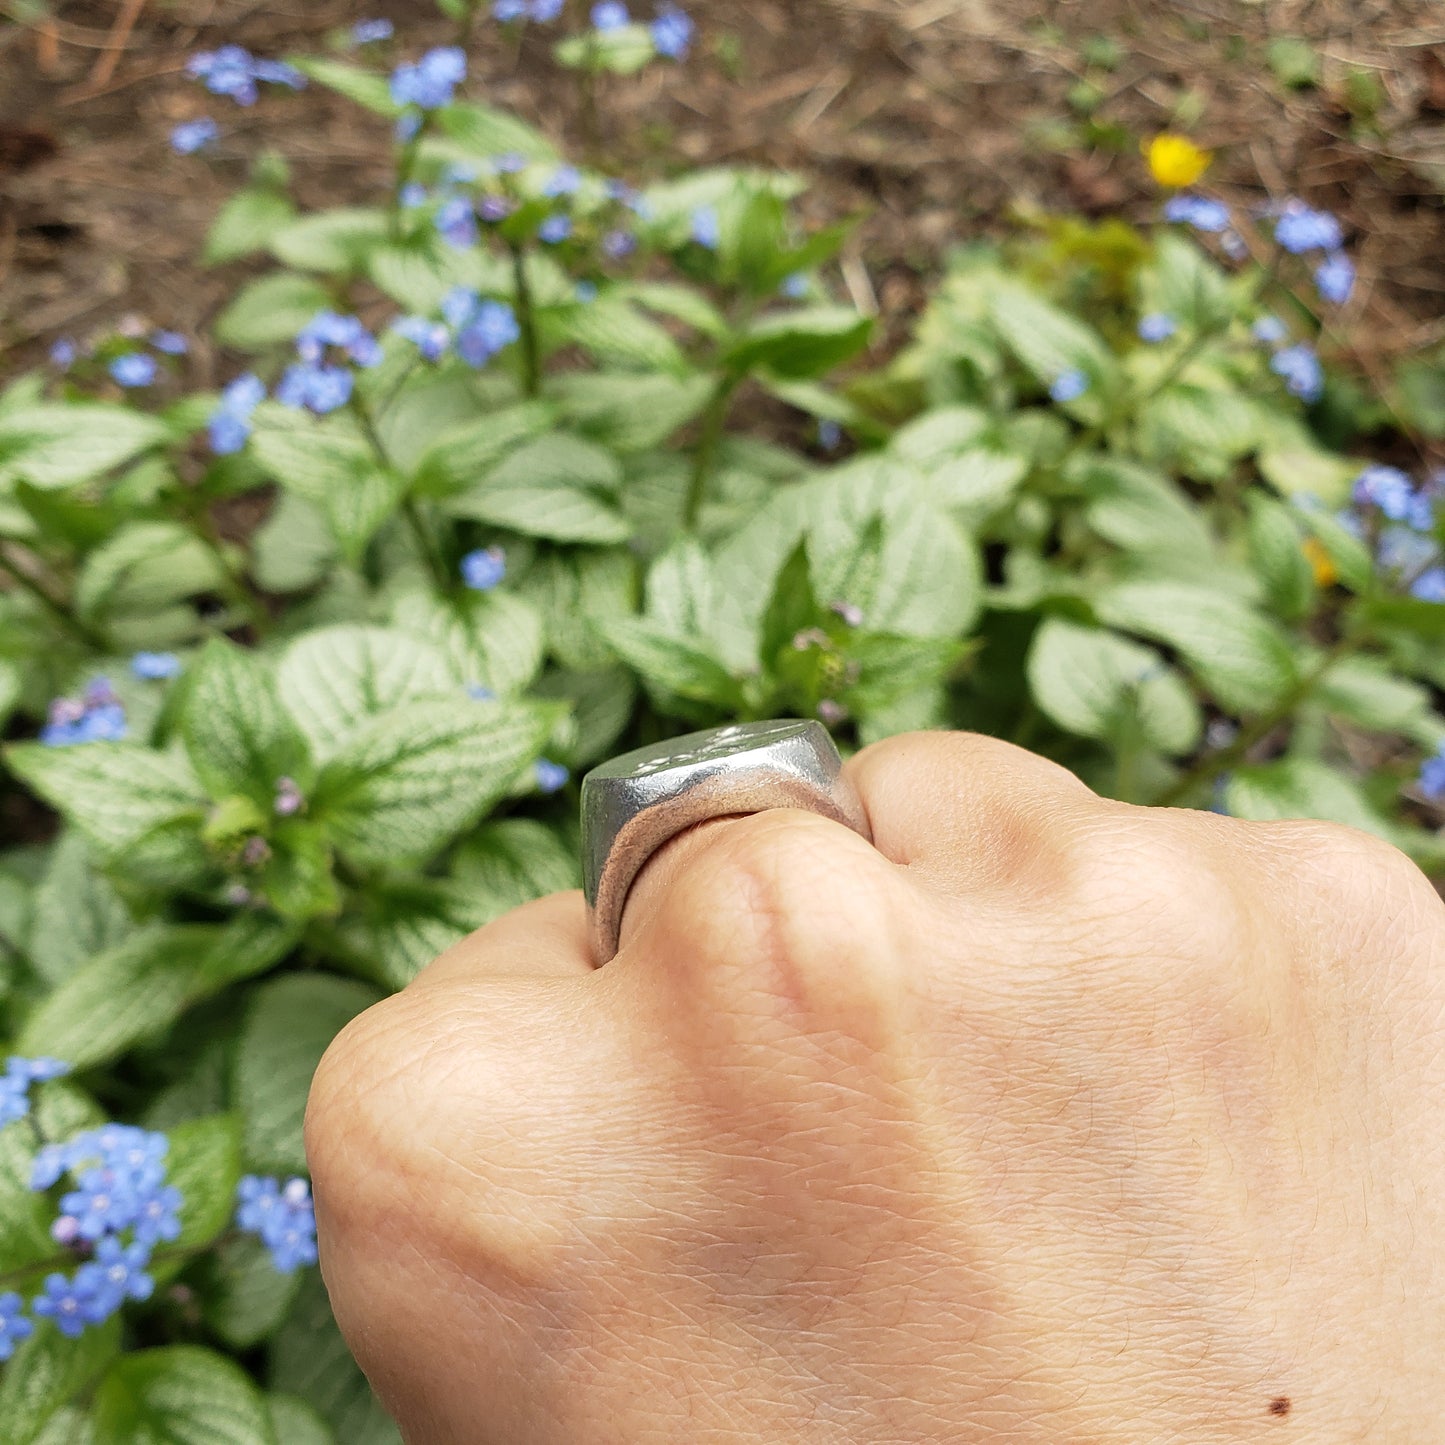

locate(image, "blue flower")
[[0, 1293, 32, 1362], [1, 1056, 66, 1127], [276, 363, 353, 415], [602, 227, 636, 258], [209, 372, 265, 454], [1269, 344, 1323, 403], [817, 419, 843, 451], [0, 1080, 28, 1129], [455, 300, 521, 367], [530, 0, 565, 17], [1273, 202, 1342, 255], [651, 6, 693, 57], [1252, 314, 1287, 346], [436, 194, 479, 248], [1314, 251, 1355, 305], [690, 205, 720, 249], [575, 281, 599, 303], [40, 686, 127, 747], [1137, 312, 1177, 343], [542, 164, 581, 197], [1419, 743, 1445, 800], [1049, 369, 1089, 403], [535, 759, 570, 794], [592, 1, 630, 29], [1162, 192, 1230, 233], [296, 311, 383, 368], [461, 546, 507, 591], [395, 112, 422, 143], [479, 194, 514, 222], [399, 181, 429, 209], [235, 1176, 317, 1273], [130, 652, 180, 681], [251, 58, 306, 89], [492, 151, 527, 174], [780, 272, 808, 299], [187, 45, 259, 105], [109, 353, 157, 388], [1352, 465, 1416, 523], [390, 46, 467, 109], [392, 315, 451, 363], [79, 1237, 155, 1317], [495, 0, 528, 16], [466, 683, 497, 701], [170, 118, 219, 154], [49, 338, 76, 368], [1411, 568, 1445, 604], [31, 1274, 108, 1339], [539, 214, 572, 244], [150, 329, 189, 355], [352, 18, 394, 43]]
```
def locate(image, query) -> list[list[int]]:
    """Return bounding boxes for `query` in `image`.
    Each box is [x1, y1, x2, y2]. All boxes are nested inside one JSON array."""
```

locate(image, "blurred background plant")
[[0, 0, 1442, 1438]]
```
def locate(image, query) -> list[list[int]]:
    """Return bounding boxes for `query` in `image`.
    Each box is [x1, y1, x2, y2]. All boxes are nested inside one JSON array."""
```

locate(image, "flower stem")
[[686, 373, 740, 531], [509, 244, 542, 397]]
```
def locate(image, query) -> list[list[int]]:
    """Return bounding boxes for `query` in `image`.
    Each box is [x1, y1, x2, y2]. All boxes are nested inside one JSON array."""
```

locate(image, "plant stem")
[[350, 398, 450, 591], [509, 244, 542, 397], [686, 373, 740, 531], [390, 116, 427, 239], [174, 493, 271, 640], [1152, 631, 1366, 809], [0, 546, 106, 649]]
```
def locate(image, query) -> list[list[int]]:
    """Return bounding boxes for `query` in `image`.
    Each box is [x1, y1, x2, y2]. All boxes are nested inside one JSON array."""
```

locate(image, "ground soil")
[[1, 0, 1443, 387]]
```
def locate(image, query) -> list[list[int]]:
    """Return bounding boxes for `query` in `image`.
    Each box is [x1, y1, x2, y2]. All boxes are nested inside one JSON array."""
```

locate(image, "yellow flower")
[[1146, 134, 1211, 188], [1302, 537, 1337, 588]]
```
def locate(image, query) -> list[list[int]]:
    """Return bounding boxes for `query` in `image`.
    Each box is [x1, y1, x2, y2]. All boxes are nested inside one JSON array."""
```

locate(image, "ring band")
[[579, 720, 872, 966]]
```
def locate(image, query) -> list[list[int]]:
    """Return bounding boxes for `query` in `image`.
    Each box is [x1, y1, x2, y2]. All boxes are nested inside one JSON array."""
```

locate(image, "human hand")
[[305, 730, 1445, 1443]]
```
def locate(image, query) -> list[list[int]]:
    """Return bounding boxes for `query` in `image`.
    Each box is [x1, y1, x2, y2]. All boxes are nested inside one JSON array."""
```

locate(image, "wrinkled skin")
[[305, 731, 1445, 1443]]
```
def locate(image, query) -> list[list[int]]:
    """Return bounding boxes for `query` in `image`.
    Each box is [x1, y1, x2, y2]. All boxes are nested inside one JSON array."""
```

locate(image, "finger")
[[409, 889, 596, 990], [840, 728, 1100, 897]]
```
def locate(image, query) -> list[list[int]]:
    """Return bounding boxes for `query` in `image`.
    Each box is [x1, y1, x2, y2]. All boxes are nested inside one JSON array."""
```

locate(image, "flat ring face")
[[580, 719, 871, 965]]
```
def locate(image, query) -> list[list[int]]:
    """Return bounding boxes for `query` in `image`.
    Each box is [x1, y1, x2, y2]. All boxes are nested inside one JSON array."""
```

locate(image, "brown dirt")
[[0, 0, 1443, 382]]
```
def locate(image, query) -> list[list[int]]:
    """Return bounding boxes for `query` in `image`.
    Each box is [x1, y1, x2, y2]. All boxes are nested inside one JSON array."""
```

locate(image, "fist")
[[305, 731, 1445, 1443]]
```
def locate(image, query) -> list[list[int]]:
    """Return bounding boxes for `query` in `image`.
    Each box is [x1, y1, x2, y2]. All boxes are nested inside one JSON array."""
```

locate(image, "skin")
[[305, 730, 1445, 1442]]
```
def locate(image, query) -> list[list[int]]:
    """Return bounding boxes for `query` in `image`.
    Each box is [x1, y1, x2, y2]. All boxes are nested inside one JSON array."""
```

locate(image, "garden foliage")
[[0, 3, 1443, 1437]]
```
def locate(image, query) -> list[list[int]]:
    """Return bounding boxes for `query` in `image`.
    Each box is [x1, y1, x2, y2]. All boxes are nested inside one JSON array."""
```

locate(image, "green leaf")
[[517, 547, 638, 671], [16, 926, 208, 1071], [4, 743, 206, 858], [985, 282, 1115, 395], [446, 434, 631, 544], [249, 492, 337, 594], [202, 1236, 304, 1352], [215, 273, 334, 351], [598, 617, 745, 708], [1244, 493, 1314, 620], [646, 536, 722, 639], [531, 666, 635, 766], [1072, 454, 1213, 556], [26, 831, 134, 988], [234, 973, 381, 1174], [268, 1274, 401, 1445], [1094, 580, 1298, 714], [451, 817, 581, 904], [316, 700, 552, 866], [723, 306, 872, 380], [430, 101, 554, 163], [389, 589, 545, 697], [204, 188, 297, 266], [0, 1318, 121, 1445], [325, 879, 496, 990], [618, 282, 729, 340], [1226, 758, 1392, 839], [1138, 383, 1260, 480], [292, 58, 400, 115], [1314, 656, 1438, 740], [758, 536, 820, 668], [249, 409, 405, 563], [0, 406, 168, 491], [1142, 232, 1233, 333], [167, 1113, 245, 1252], [554, 23, 656, 73], [552, 295, 687, 372], [92, 1346, 277, 1445], [549, 372, 713, 453], [1293, 503, 1373, 592], [265, 1396, 333, 1445], [276, 625, 458, 763], [410, 401, 557, 498], [182, 640, 311, 803], [1027, 617, 1202, 756], [268, 208, 389, 275], [1267, 34, 1321, 89], [74, 522, 226, 631]]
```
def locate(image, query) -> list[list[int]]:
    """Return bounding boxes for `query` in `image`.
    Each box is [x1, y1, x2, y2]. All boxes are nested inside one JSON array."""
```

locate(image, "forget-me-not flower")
[[1272, 201, 1342, 254], [1049, 370, 1090, 404], [539, 214, 573, 244], [1163, 193, 1230, 233], [1270, 344, 1323, 403], [652, 6, 694, 58], [0, 1294, 32, 1362], [170, 118, 219, 154], [390, 47, 467, 109], [690, 205, 720, 249], [1252, 315, 1287, 346], [535, 759, 570, 794], [1314, 252, 1355, 305], [131, 651, 181, 681], [352, 18, 394, 43], [109, 353, 156, 388], [1138, 312, 1177, 343], [461, 546, 507, 591], [592, 1, 630, 29], [209, 372, 265, 454]]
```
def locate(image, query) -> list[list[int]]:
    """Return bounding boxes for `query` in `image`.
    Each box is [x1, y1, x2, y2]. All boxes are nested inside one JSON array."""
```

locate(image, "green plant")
[[0, 4, 1442, 1438]]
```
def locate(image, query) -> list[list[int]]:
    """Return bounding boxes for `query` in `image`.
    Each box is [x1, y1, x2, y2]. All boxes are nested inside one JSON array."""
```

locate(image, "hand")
[[305, 730, 1445, 1443]]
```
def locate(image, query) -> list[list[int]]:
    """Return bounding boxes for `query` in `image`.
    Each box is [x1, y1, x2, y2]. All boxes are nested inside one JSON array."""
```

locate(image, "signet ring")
[[579, 719, 872, 967]]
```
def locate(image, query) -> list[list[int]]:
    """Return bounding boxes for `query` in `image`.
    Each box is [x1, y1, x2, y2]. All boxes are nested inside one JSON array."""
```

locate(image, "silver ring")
[[580, 719, 872, 966]]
